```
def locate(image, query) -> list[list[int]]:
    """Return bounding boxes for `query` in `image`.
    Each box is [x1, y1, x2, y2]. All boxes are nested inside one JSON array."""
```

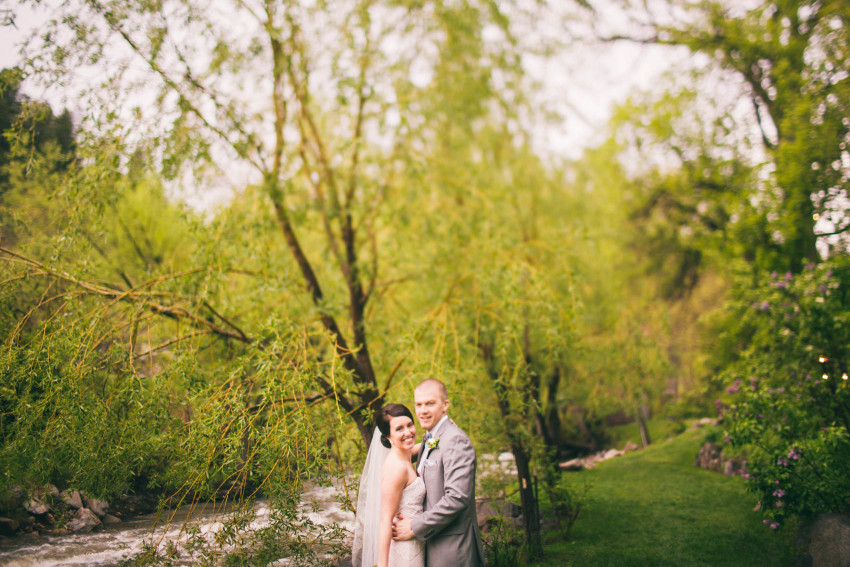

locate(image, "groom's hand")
[[391, 513, 414, 541]]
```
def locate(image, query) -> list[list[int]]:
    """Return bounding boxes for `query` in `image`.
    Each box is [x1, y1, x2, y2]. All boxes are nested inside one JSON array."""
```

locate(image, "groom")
[[392, 378, 486, 566]]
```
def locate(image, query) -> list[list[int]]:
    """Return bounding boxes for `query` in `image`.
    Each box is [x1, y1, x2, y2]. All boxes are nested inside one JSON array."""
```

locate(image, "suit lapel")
[[419, 419, 450, 474]]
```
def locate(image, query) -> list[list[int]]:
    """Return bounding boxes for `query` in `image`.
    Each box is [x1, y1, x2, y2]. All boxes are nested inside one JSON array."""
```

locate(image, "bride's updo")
[[376, 403, 414, 449]]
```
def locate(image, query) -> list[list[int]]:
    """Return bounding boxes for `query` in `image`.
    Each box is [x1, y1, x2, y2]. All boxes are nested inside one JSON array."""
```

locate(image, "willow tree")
[[594, 0, 850, 271], [7, 0, 544, 445]]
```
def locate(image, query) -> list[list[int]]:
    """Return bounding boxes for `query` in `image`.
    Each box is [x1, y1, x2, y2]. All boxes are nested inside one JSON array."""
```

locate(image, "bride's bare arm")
[[378, 458, 406, 567]]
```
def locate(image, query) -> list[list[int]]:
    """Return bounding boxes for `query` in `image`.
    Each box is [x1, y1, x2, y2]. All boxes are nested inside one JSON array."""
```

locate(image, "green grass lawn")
[[531, 428, 798, 567], [604, 418, 689, 450]]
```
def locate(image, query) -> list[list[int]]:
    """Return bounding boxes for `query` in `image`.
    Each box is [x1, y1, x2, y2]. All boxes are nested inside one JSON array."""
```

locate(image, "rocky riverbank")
[[0, 485, 159, 539]]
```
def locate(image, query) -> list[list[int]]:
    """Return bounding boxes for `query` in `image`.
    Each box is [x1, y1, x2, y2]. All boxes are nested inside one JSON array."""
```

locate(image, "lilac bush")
[[721, 259, 850, 527]]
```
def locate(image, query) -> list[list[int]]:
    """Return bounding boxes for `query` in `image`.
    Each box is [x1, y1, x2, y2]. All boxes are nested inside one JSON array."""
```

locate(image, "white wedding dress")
[[352, 431, 427, 567], [388, 476, 426, 567]]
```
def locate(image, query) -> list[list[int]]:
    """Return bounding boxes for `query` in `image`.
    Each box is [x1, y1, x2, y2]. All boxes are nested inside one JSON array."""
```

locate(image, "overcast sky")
[[1, 3, 689, 157]]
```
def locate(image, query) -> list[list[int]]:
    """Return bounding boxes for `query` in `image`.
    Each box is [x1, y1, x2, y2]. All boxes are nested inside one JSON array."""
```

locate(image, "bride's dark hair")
[[376, 404, 414, 449]]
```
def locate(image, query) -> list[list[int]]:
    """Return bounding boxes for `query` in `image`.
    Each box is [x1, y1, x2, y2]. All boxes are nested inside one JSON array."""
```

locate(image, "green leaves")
[[723, 260, 850, 526]]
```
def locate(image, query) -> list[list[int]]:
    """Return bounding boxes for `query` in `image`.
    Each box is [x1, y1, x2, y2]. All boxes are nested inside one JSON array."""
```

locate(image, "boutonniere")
[[426, 437, 440, 450]]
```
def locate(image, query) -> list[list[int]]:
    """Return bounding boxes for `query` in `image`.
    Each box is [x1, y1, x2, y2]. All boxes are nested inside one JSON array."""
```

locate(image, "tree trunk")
[[511, 442, 542, 558], [544, 367, 562, 452], [636, 401, 652, 447]]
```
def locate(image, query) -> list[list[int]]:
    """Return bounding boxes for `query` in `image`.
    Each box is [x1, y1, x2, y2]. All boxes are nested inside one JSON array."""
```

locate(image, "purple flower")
[[770, 271, 778, 280], [742, 472, 750, 479], [726, 379, 741, 394], [826, 269, 833, 278], [820, 283, 828, 294], [775, 480, 781, 485], [774, 280, 787, 289], [776, 387, 785, 394], [723, 436, 731, 444], [784, 272, 793, 282], [763, 519, 770, 525], [773, 489, 785, 498], [788, 448, 799, 460], [759, 301, 770, 311], [806, 262, 815, 271], [777, 456, 788, 466], [770, 522, 779, 530]]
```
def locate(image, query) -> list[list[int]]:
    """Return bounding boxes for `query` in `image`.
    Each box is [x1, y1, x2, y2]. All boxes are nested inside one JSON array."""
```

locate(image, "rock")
[[695, 442, 723, 472], [85, 497, 109, 518], [623, 441, 641, 452], [46, 485, 59, 498], [496, 452, 517, 474], [558, 457, 584, 471], [602, 448, 622, 461], [0, 517, 20, 535], [695, 442, 748, 478], [497, 452, 514, 464], [62, 490, 84, 510], [476, 498, 521, 525], [0, 486, 24, 510], [67, 508, 101, 533], [808, 514, 850, 567], [476, 498, 523, 533], [25, 498, 50, 516], [102, 514, 121, 525]]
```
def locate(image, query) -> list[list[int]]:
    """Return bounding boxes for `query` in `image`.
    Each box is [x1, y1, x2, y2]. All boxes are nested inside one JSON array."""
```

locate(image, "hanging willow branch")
[[0, 246, 252, 344]]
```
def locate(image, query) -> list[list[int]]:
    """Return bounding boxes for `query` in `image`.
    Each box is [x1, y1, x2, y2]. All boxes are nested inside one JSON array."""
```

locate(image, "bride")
[[352, 404, 425, 567]]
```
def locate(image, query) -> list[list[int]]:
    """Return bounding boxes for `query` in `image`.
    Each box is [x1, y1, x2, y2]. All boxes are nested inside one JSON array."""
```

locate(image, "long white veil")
[[352, 429, 388, 567]]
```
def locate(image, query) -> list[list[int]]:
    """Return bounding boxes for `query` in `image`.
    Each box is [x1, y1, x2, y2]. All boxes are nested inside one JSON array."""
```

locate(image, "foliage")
[[118, 496, 347, 566], [0, 0, 592, 560], [482, 515, 526, 567], [722, 258, 850, 528], [609, 0, 850, 270], [3, 0, 845, 560]]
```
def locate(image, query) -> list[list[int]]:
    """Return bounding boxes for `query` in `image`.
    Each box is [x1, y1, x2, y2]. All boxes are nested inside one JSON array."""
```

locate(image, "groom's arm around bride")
[[393, 379, 486, 567]]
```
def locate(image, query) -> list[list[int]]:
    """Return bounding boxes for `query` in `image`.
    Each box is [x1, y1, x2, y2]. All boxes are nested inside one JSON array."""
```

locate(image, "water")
[[0, 485, 354, 566]]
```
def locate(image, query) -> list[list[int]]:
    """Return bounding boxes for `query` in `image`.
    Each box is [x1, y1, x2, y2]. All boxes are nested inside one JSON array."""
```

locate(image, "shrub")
[[721, 259, 850, 528]]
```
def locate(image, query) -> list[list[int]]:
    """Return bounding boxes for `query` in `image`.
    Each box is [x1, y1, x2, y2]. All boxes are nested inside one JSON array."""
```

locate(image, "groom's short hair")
[[415, 378, 448, 401]]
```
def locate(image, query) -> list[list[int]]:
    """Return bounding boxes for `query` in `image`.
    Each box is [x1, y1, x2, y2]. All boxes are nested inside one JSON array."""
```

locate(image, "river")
[[0, 485, 354, 566]]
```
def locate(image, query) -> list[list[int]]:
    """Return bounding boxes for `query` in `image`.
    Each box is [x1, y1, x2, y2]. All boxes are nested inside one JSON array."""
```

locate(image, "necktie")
[[418, 433, 431, 473]]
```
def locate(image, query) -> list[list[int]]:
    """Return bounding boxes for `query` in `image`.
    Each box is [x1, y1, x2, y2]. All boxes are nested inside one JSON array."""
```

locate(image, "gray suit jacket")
[[411, 421, 486, 567]]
